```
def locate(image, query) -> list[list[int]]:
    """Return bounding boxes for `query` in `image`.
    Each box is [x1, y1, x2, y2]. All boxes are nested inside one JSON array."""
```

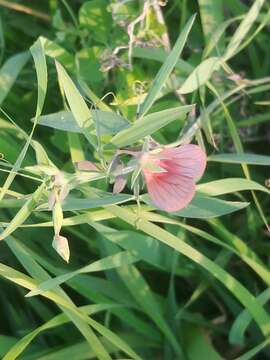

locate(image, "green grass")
[[0, 1, 270, 359]]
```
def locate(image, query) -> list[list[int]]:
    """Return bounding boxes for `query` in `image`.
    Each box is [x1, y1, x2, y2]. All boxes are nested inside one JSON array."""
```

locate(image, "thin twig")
[[0, 0, 50, 22], [127, 1, 150, 69]]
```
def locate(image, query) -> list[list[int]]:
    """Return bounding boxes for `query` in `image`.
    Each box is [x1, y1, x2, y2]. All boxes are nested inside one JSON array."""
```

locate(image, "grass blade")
[[197, 178, 270, 196], [27, 251, 139, 297], [0, 39, 47, 201], [55, 61, 96, 147], [224, 0, 265, 59], [138, 14, 196, 117], [0, 182, 45, 241], [178, 57, 221, 94], [105, 204, 270, 339], [0, 51, 29, 105], [208, 153, 270, 165]]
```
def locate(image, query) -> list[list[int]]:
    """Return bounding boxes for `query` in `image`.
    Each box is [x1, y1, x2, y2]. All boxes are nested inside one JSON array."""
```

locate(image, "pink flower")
[[141, 144, 207, 212]]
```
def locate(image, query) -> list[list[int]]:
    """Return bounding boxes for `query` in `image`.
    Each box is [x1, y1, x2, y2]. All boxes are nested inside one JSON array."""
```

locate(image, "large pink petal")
[[160, 144, 207, 181], [144, 172, 195, 212]]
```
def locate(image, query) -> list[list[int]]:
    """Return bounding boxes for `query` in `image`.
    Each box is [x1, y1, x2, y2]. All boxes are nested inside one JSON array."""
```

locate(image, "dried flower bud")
[[52, 234, 70, 263]]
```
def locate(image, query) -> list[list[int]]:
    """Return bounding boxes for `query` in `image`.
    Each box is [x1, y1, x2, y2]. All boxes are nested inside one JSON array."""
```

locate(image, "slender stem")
[[0, 0, 50, 22]]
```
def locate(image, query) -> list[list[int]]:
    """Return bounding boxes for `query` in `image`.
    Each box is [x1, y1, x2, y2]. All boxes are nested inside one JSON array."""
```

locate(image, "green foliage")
[[79, 0, 112, 44], [0, 1, 270, 359]]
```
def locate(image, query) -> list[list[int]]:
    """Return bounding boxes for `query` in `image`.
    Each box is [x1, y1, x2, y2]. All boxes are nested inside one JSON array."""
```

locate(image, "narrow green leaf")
[[105, 204, 270, 339], [78, 222, 188, 277], [27, 251, 139, 297], [142, 194, 249, 218], [236, 339, 270, 360], [62, 193, 134, 211], [138, 14, 196, 117], [99, 239, 184, 357], [229, 288, 270, 345], [37, 110, 129, 135], [5, 237, 113, 360], [0, 39, 47, 201], [3, 304, 117, 360], [31, 39, 47, 118], [55, 61, 91, 129], [110, 105, 193, 148], [197, 178, 270, 196], [203, 16, 242, 58], [40, 36, 75, 70], [0, 182, 45, 241], [208, 153, 270, 165], [144, 213, 270, 288], [55, 61, 96, 146], [224, 0, 265, 59], [0, 51, 29, 105], [198, 0, 224, 48], [179, 57, 221, 94], [86, 317, 142, 360]]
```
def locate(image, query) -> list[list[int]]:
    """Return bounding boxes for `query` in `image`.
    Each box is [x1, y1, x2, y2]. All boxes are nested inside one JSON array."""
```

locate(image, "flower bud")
[[52, 234, 70, 263]]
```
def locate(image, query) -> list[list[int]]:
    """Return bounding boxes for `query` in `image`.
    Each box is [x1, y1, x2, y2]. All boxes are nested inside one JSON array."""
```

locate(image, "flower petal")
[[145, 173, 195, 212], [161, 144, 207, 181], [113, 175, 127, 194], [75, 160, 99, 172]]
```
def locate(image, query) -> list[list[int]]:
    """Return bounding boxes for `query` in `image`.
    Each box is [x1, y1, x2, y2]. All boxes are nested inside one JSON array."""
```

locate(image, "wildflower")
[[140, 144, 207, 212]]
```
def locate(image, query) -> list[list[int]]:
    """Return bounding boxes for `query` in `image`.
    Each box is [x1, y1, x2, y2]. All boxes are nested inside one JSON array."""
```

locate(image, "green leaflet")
[[179, 57, 221, 94], [142, 194, 249, 219], [55, 61, 96, 147], [110, 105, 193, 148], [37, 110, 129, 135]]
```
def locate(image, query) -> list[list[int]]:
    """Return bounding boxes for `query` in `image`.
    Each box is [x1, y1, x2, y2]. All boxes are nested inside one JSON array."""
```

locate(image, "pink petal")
[[160, 144, 207, 181], [75, 160, 99, 172], [145, 172, 195, 212], [113, 175, 127, 194]]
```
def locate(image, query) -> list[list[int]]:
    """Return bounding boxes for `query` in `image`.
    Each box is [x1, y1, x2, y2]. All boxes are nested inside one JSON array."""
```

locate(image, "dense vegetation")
[[0, 1, 270, 359]]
